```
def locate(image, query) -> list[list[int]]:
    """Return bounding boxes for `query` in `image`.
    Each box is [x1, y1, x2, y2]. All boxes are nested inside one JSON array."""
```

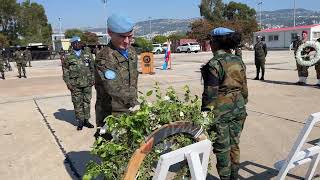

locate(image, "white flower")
[[149, 113, 156, 120], [147, 102, 153, 107], [180, 111, 184, 117], [202, 112, 208, 118], [164, 96, 170, 101]]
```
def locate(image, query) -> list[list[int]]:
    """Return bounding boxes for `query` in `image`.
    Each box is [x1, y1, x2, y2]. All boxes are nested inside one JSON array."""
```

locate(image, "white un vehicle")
[[176, 42, 200, 53]]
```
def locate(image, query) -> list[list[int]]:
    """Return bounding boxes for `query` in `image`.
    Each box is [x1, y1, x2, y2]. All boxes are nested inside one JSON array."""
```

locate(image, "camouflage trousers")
[[255, 58, 265, 76], [17, 63, 26, 76], [211, 115, 246, 180], [0, 61, 4, 73], [71, 86, 92, 121], [296, 62, 320, 79]]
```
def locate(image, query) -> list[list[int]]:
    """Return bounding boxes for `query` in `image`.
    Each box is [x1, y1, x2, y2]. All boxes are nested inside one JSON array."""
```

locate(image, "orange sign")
[[140, 52, 154, 74]]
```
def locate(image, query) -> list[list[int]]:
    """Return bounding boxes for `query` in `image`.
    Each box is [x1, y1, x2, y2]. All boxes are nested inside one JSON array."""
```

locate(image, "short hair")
[[211, 32, 242, 50], [302, 30, 308, 34]]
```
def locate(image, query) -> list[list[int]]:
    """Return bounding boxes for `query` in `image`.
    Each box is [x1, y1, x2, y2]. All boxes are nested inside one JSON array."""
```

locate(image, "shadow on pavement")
[[65, 151, 102, 180], [238, 161, 303, 180], [260, 79, 316, 87], [54, 108, 77, 126]]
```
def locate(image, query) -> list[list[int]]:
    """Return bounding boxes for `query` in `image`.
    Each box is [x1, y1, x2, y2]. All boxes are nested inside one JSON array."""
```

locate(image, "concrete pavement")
[[0, 50, 320, 179]]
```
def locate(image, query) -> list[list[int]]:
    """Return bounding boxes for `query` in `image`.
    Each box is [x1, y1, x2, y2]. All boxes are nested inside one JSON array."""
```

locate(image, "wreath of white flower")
[[296, 41, 320, 67]]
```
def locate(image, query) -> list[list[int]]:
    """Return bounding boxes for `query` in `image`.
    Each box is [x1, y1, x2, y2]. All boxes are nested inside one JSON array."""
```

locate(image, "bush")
[[84, 84, 215, 179]]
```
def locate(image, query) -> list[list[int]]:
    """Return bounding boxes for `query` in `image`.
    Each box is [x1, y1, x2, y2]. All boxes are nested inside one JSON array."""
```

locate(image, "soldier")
[[62, 36, 95, 130], [254, 36, 267, 80], [94, 14, 139, 137], [201, 27, 248, 180], [0, 47, 5, 79], [14, 46, 27, 78], [25, 47, 32, 67], [294, 31, 320, 86]]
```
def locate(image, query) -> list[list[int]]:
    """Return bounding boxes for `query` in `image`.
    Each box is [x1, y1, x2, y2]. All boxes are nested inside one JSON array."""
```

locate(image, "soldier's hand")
[[129, 105, 140, 112], [67, 84, 73, 91]]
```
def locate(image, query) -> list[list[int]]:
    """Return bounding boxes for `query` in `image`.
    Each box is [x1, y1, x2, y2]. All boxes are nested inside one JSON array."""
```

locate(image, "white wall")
[[254, 28, 315, 49], [310, 26, 320, 40]]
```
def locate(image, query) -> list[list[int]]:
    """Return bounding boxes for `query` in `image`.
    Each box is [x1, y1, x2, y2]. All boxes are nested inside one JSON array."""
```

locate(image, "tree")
[[0, 0, 20, 44], [167, 32, 188, 41], [133, 37, 153, 53], [152, 35, 167, 44], [65, 29, 84, 39], [200, 0, 224, 23], [0, 33, 9, 47], [188, 19, 213, 44], [82, 32, 99, 45], [18, 0, 52, 45]]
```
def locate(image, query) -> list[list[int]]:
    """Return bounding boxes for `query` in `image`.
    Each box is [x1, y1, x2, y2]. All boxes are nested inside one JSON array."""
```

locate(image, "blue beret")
[[211, 27, 234, 36], [71, 36, 81, 43], [107, 14, 134, 33]]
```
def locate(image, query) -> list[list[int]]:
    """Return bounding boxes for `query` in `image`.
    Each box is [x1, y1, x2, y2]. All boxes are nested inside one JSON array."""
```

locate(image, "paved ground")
[[0, 50, 320, 180]]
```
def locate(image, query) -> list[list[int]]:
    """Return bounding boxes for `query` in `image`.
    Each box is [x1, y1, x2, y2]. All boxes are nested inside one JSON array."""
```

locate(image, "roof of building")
[[256, 24, 320, 33]]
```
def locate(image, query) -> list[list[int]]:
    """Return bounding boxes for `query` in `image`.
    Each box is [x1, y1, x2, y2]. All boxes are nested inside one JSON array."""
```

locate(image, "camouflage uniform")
[[201, 50, 248, 180], [294, 39, 320, 83], [234, 47, 242, 58], [14, 50, 27, 78], [0, 49, 5, 79], [24, 49, 32, 67], [94, 42, 139, 127], [254, 41, 267, 80], [62, 50, 95, 123]]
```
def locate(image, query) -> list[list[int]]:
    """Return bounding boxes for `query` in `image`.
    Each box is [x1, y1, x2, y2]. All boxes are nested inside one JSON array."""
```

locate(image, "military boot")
[[23, 73, 27, 78], [1, 73, 4, 80], [260, 69, 265, 80], [84, 119, 94, 128], [77, 120, 84, 131], [18, 74, 21, 78], [254, 72, 259, 80]]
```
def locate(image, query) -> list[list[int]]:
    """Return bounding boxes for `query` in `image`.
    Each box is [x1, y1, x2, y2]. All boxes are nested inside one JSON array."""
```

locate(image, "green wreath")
[[84, 83, 215, 180]]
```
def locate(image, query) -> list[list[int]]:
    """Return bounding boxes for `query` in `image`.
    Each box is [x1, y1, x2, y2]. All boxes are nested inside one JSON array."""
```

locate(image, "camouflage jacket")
[[62, 50, 94, 88], [14, 50, 25, 64], [24, 50, 32, 61], [201, 50, 248, 119], [254, 42, 267, 60], [0, 50, 4, 68], [94, 42, 139, 112]]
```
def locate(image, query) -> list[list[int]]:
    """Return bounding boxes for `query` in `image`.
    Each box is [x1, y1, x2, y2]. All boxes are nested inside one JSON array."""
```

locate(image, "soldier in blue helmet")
[[201, 27, 248, 180], [94, 14, 139, 138], [62, 36, 95, 130]]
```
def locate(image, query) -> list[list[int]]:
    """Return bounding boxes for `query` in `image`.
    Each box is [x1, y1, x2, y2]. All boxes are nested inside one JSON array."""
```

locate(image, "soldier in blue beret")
[[62, 35, 95, 130], [93, 14, 139, 138], [201, 27, 247, 180]]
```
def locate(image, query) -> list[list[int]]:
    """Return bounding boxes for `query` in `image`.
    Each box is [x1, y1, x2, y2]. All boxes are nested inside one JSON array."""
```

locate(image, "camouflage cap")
[[107, 14, 134, 33]]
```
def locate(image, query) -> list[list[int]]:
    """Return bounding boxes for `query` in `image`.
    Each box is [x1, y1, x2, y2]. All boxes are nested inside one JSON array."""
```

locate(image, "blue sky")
[[21, 0, 320, 30]]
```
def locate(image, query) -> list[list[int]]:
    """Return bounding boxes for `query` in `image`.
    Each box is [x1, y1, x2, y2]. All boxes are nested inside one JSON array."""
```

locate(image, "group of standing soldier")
[[0, 46, 32, 79]]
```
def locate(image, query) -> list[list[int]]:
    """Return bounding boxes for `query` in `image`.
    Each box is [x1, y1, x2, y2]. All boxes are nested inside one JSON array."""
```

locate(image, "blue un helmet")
[[210, 27, 235, 37], [70, 36, 81, 44]]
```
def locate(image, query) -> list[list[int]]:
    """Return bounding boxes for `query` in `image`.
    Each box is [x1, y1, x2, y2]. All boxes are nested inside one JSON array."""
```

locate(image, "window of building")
[[268, 35, 279, 41], [291, 33, 298, 40]]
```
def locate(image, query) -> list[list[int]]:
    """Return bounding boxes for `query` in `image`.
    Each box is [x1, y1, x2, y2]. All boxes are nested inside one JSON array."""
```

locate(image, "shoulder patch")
[[104, 69, 117, 80]]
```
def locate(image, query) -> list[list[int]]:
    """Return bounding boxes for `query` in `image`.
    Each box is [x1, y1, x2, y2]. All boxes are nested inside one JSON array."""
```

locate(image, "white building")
[[254, 24, 320, 49]]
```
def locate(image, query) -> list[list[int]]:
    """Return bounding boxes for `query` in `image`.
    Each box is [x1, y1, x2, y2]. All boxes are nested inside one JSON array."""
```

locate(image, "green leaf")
[[146, 90, 153, 96]]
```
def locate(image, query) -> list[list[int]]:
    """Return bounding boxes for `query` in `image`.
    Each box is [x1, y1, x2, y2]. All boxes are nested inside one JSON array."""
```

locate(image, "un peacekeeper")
[[62, 36, 95, 130], [94, 14, 139, 136], [0, 47, 5, 79], [14, 46, 27, 78], [25, 47, 32, 67], [201, 27, 248, 180], [294, 31, 320, 86], [254, 36, 267, 80]]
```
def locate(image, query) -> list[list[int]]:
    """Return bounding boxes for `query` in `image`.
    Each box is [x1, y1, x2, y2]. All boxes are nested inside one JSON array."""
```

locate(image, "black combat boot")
[[18, 74, 21, 78], [254, 70, 260, 80], [23, 73, 27, 78], [77, 120, 84, 131], [1, 73, 4, 80], [260, 69, 265, 80], [84, 119, 94, 128]]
